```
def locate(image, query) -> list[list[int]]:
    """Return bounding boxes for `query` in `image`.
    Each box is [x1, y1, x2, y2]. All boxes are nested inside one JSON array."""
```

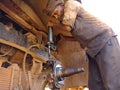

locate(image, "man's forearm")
[[48, 21, 72, 31], [55, 23, 72, 31]]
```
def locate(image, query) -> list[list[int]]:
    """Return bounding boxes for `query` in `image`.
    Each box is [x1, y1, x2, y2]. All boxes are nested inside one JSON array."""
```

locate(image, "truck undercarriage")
[[0, 0, 88, 90]]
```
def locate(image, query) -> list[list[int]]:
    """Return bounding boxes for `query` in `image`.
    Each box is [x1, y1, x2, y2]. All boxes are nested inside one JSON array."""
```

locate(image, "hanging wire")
[[22, 44, 40, 90]]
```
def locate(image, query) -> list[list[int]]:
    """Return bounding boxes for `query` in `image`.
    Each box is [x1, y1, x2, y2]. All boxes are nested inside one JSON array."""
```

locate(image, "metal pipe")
[[56, 67, 84, 78], [48, 26, 54, 43]]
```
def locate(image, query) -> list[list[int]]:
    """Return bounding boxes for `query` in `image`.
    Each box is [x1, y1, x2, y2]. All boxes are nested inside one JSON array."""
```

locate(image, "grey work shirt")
[[62, 0, 114, 57]]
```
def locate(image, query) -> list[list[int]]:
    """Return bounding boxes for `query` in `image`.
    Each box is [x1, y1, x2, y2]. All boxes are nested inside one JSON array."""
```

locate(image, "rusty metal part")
[[0, 38, 46, 63], [0, 67, 14, 90], [12, 0, 46, 30], [0, 44, 15, 57], [0, 0, 45, 31], [0, 22, 27, 47], [31, 72, 50, 90], [57, 40, 88, 88], [0, 0, 48, 40], [56, 68, 84, 78]]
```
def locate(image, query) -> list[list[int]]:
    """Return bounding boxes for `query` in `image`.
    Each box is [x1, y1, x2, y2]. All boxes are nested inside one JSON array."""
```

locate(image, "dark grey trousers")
[[88, 36, 120, 90]]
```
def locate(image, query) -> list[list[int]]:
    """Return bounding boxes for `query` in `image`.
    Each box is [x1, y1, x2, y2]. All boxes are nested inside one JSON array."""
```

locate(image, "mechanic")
[[45, 0, 120, 90]]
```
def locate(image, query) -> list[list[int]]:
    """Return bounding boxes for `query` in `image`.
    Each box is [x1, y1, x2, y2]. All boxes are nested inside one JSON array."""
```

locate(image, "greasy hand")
[[47, 21, 54, 27]]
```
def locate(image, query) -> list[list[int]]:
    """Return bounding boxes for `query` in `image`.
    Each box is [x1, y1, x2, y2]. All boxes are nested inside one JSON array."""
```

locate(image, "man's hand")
[[47, 21, 72, 32], [47, 21, 54, 27]]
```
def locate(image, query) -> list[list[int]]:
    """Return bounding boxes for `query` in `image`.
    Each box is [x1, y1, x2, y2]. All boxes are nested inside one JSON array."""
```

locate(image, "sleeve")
[[62, 0, 80, 28]]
